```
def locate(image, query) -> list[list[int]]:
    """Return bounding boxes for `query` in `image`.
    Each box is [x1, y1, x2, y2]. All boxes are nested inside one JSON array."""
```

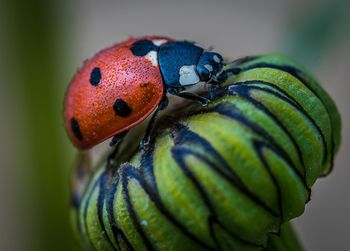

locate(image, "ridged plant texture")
[[71, 54, 341, 251]]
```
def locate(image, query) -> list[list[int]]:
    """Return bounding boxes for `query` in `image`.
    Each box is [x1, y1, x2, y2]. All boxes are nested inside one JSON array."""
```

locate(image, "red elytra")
[[64, 36, 174, 149]]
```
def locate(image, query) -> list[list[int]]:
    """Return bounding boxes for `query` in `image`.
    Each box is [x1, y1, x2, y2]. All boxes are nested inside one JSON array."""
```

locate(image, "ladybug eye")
[[213, 54, 222, 63], [70, 117, 83, 140], [113, 98, 132, 117], [90, 67, 101, 86]]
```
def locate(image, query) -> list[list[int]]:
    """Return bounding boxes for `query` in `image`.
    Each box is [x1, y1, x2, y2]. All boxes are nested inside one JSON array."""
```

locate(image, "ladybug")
[[64, 36, 228, 150]]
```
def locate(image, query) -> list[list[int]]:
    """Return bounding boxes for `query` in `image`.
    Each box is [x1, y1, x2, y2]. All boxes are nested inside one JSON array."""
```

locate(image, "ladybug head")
[[196, 52, 225, 83]]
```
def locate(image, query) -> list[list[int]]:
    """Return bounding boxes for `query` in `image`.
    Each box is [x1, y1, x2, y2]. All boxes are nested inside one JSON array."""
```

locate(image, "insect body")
[[64, 36, 227, 149]]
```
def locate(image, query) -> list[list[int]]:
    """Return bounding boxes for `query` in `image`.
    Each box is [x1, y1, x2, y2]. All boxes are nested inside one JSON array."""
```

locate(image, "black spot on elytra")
[[113, 99, 132, 117], [71, 117, 83, 140], [90, 67, 101, 86], [130, 40, 157, 56]]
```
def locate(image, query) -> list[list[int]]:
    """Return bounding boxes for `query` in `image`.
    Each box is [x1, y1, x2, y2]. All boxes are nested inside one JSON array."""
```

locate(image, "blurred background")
[[0, 0, 349, 250]]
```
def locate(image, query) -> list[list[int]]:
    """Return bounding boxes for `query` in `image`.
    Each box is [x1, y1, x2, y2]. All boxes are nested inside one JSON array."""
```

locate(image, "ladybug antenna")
[[226, 67, 242, 75]]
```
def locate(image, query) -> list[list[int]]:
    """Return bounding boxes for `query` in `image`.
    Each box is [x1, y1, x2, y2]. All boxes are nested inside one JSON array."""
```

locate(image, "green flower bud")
[[71, 54, 341, 251]]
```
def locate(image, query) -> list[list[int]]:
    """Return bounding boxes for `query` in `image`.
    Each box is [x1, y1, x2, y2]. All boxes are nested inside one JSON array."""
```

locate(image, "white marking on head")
[[213, 55, 221, 63], [145, 51, 158, 66], [152, 39, 167, 46], [204, 64, 213, 72], [179, 65, 200, 86]]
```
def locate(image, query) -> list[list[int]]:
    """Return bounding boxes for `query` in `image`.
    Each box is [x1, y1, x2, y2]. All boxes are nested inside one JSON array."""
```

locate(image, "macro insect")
[[64, 36, 233, 151], [70, 54, 341, 251]]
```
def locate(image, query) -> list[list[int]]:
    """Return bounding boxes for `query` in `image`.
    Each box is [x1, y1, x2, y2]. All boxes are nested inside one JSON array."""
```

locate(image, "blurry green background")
[[0, 0, 349, 250]]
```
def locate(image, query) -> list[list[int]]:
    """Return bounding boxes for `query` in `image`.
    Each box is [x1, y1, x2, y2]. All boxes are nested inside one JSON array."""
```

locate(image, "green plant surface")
[[71, 54, 341, 251]]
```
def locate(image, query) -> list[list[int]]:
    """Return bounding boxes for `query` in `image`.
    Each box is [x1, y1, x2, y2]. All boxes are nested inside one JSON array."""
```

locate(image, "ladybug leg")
[[209, 84, 219, 100], [140, 97, 169, 149], [168, 88, 210, 106], [106, 131, 128, 171], [109, 132, 127, 147]]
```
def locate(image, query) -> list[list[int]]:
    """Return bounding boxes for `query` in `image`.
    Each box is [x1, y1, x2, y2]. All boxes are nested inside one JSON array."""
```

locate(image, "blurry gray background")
[[1, 0, 349, 250]]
